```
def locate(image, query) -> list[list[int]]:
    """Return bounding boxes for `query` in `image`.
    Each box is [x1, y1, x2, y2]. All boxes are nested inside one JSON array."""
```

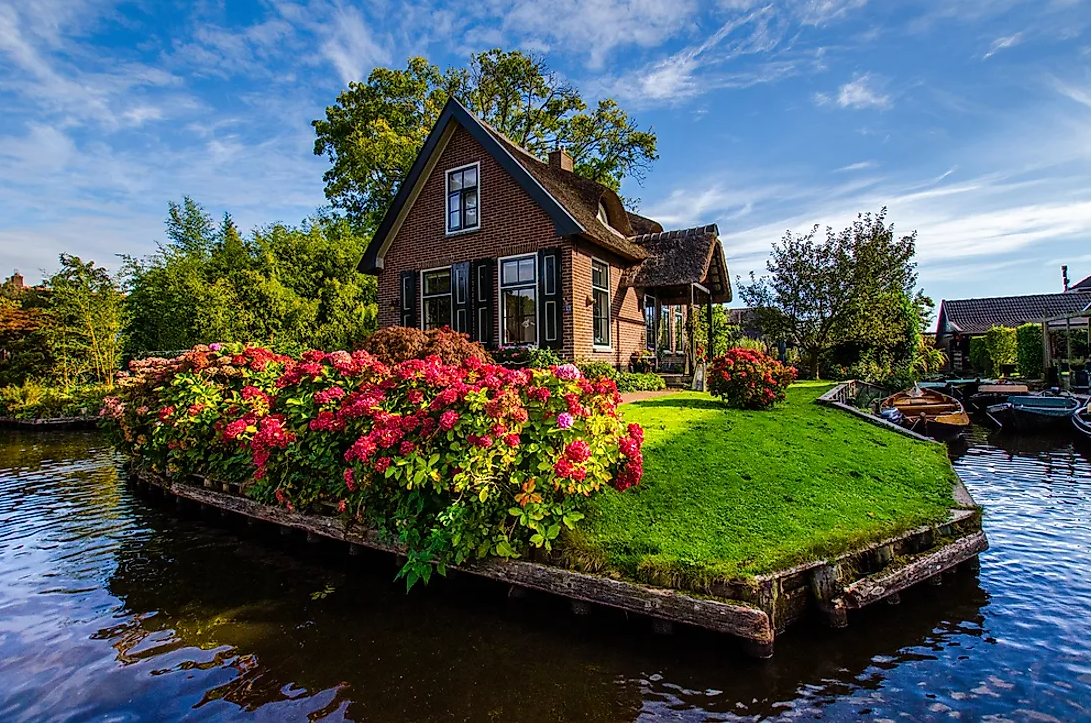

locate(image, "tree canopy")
[[122, 198, 377, 356], [313, 50, 659, 231], [740, 209, 922, 380]]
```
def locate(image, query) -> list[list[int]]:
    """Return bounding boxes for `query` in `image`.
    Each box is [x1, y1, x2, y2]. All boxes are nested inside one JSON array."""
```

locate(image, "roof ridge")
[[630, 223, 719, 242]]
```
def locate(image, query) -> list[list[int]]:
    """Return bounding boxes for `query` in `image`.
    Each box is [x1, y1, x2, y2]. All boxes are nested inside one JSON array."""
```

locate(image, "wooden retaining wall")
[[127, 466, 986, 659], [816, 381, 936, 443], [0, 416, 98, 430]]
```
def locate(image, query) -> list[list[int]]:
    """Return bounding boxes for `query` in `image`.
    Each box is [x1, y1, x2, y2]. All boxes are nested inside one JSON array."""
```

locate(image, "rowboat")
[[985, 394, 1082, 432], [879, 386, 971, 440], [968, 382, 1030, 412], [1073, 398, 1091, 439]]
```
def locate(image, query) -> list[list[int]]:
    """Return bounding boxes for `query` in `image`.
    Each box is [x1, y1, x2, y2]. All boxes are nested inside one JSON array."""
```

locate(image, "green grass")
[[560, 384, 962, 591]]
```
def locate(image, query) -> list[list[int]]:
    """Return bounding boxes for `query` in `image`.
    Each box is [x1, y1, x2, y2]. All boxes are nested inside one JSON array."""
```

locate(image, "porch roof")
[[620, 224, 732, 304]]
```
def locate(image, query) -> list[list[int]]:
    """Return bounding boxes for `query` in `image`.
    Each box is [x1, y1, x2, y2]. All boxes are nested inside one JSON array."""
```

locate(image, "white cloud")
[[319, 5, 391, 83], [983, 32, 1022, 59], [817, 72, 891, 109], [835, 160, 877, 172]]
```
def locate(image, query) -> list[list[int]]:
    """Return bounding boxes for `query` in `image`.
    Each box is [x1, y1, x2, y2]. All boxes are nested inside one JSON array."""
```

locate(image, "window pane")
[[423, 269, 451, 295], [449, 171, 462, 191], [463, 191, 477, 209], [592, 261, 606, 290], [504, 288, 536, 345], [449, 210, 460, 231], [502, 259, 519, 285], [449, 194, 460, 213], [464, 207, 478, 228], [424, 296, 451, 330], [463, 166, 477, 188], [518, 257, 535, 283], [594, 289, 609, 346]]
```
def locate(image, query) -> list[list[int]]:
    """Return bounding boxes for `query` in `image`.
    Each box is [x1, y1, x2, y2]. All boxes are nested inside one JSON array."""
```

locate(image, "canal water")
[[1, 428, 1089, 722]]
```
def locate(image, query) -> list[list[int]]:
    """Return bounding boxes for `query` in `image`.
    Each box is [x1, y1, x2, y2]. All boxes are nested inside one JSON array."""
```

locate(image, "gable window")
[[446, 163, 480, 233], [421, 267, 452, 330], [596, 202, 609, 227], [592, 259, 610, 348], [500, 254, 536, 345]]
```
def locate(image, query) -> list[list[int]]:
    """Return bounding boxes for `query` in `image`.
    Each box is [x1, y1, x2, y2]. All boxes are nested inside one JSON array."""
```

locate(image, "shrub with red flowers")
[[707, 347, 796, 410], [101, 344, 643, 588]]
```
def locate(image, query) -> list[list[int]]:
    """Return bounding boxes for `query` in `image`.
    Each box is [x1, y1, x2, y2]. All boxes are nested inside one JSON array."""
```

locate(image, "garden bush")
[[101, 344, 643, 588], [614, 372, 666, 393], [985, 326, 1017, 376], [1016, 324, 1043, 379], [576, 360, 666, 393], [707, 348, 796, 410], [968, 337, 990, 375], [363, 326, 492, 366], [0, 382, 109, 419]]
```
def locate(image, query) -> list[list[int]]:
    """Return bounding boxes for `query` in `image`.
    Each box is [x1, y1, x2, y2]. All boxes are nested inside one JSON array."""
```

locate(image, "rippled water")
[[1, 428, 1090, 722]]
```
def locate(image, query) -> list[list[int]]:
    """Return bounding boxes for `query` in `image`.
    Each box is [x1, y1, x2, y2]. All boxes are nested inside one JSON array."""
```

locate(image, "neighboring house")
[[935, 274, 1091, 372], [358, 98, 731, 369]]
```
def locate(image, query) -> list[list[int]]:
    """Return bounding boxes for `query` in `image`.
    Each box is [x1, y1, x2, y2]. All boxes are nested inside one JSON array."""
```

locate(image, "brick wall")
[[377, 125, 571, 350], [569, 239, 645, 366]]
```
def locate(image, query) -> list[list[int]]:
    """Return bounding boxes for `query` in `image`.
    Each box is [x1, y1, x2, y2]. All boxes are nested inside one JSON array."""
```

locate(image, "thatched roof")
[[480, 123, 648, 261], [626, 211, 663, 235], [620, 224, 731, 303]]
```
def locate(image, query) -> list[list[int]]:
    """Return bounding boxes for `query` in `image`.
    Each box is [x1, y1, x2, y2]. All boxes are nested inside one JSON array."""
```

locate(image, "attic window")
[[447, 163, 480, 234], [597, 202, 609, 227]]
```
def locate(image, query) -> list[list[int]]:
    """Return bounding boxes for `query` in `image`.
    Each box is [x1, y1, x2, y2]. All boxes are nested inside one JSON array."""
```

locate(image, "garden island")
[[3, 51, 985, 659]]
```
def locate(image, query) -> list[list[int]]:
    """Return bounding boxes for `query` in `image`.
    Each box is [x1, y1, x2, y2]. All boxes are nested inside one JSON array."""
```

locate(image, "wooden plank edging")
[[815, 381, 936, 443], [133, 470, 774, 644]]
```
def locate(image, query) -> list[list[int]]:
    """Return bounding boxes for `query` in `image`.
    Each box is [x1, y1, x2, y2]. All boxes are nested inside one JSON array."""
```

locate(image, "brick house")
[[359, 97, 731, 370]]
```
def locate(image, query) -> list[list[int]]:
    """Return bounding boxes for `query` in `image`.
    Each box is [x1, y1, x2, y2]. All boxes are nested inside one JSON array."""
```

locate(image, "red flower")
[[627, 423, 644, 444], [374, 456, 392, 473], [504, 433, 521, 448], [564, 439, 591, 463], [439, 410, 459, 431], [343, 467, 356, 491], [399, 440, 416, 456]]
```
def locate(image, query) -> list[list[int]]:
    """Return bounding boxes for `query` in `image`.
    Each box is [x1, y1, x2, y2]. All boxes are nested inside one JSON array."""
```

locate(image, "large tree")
[[46, 255, 127, 387], [312, 50, 659, 231], [740, 209, 919, 379]]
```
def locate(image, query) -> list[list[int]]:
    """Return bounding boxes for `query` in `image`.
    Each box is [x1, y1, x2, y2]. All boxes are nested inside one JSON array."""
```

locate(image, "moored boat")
[[968, 382, 1031, 412], [879, 386, 971, 440], [985, 394, 1082, 432], [1073, 399, 1091, 440]]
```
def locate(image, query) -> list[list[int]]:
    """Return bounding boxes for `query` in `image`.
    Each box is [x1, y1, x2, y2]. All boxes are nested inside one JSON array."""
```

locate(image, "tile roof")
[[939, 292, 1091, 335]]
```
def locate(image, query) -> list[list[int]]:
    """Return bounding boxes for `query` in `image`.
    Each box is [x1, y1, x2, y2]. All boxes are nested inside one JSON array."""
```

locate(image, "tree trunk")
[[808, 350, 821, 380]]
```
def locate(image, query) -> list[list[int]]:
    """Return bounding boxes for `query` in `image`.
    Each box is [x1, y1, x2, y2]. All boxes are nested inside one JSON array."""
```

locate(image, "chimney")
[[548, 147, 573, 173], [1063, 265, 1070, 292]]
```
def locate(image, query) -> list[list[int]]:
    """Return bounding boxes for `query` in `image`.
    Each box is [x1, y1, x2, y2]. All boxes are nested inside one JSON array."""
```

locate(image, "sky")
[[2, 0, 1091, 309]]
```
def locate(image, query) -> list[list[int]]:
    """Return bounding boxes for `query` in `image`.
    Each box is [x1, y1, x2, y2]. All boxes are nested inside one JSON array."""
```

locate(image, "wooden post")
[[706, 294, 714, 359], [809, 564, 848, 628]]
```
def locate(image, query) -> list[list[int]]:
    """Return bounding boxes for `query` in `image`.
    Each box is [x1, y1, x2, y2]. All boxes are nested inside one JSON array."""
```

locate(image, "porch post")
[[707, 294, 714, 360], [686, 285, 695, 375]]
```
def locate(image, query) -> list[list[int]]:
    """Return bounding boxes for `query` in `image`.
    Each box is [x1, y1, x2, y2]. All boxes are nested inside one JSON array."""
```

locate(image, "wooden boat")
[[1073, 398, 1091, 439], [985, 393, 1082, 432], [879, 386, 971, 440], [968, 382, 1030, 412]]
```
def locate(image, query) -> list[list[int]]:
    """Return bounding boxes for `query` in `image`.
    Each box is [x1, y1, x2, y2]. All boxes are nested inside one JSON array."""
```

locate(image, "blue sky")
[[2, 0, 1090, 309]]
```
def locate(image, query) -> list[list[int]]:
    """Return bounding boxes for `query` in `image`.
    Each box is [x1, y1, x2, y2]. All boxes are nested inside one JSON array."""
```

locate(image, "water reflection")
[[0, 427, 1089, 721]]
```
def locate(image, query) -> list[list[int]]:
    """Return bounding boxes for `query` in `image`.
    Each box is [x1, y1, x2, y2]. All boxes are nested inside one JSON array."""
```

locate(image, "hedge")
[[1016, 324, 1043, 378]]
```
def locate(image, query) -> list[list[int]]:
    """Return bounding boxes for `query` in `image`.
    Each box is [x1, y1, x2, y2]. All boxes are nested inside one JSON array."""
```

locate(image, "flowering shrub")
[[707, 348, 796, 410], [363, 326, 492, 366], [101, 343, 643, 587]]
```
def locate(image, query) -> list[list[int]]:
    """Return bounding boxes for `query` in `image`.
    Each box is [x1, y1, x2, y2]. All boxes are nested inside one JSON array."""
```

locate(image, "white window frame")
[[419, 266, 452, 331], [591, 257, 612, 351], [498, 252, 538, 348], [445, 162, 481, 236]]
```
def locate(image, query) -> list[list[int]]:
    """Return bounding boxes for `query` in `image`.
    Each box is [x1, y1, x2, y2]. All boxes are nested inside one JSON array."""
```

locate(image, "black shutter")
[[469, 258, 495, 347], [451, 261, 470, 335], [539, 248, 563, 350], [399, 270, 418, 329]]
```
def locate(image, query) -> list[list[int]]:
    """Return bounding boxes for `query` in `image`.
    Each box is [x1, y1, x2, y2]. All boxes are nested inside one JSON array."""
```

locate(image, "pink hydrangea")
[[556, 412, 574, 429], [439, 410, 459, 431], [553, 364, 581, 381]]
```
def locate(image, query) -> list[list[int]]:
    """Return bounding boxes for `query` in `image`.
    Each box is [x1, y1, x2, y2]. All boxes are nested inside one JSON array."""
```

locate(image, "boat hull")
[[880, 387, 971, 440], [986, 395, 1081, 432]]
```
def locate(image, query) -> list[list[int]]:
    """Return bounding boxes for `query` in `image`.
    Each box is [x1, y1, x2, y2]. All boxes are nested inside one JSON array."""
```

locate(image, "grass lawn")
[[560, 382, 963, 590]]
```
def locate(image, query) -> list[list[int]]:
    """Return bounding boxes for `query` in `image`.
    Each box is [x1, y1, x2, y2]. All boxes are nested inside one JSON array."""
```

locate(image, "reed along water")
[[1, 426, 1089, 721]]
